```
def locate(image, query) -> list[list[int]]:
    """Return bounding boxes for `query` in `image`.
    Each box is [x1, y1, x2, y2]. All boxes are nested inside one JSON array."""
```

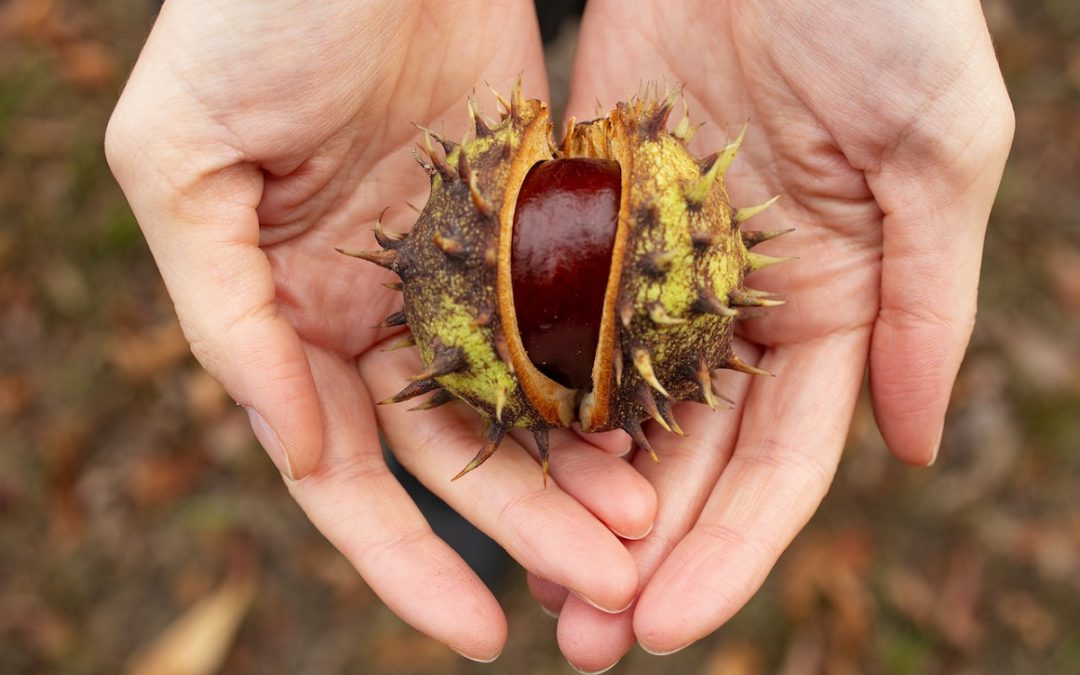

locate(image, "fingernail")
[[245, 407, 294, 479], [927, 426, 944, 467], [452, 648, 501, 663], [570, 659, 620, 674], [575, 592, 634, 615], [540, 604, 560, 619], [613, 521, 654, 541], [641, 641, 692, 656]]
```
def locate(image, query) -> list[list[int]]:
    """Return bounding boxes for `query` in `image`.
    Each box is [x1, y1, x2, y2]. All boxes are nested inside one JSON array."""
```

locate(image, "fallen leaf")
[[883, 568, 937, 628], [700, 639, 765, 675], [370, 626, 458, 673], [775, 625, 825, 675], [107, 320, 190, 380], [126, 451, 208, 510], [0, 372, 30, 418], [127, 576, 256, 675], [977, 515, 1080, 587], [40, 257, 89, 316], [184, 369, 229, 422], [1046, 245, 1080, 312], [0, 0, 116, 88], [0, 0, 56, 40], [994, 319, 1079, 392], [58, 39, 116, 88], [995, 591, 1060, 651], [883, 551, 986, 654], [5, 117, 76, 158], [300, 547, 370, 606], [936, 550, 985, 653], [203, 412, 258, 468], [781, 529, 874, 650], [43, 412, 92, 546]]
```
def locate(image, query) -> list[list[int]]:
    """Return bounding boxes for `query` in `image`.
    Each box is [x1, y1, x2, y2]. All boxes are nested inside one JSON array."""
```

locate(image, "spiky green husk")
[[341, 84, 790, 480], [563, 92, 783, 452]]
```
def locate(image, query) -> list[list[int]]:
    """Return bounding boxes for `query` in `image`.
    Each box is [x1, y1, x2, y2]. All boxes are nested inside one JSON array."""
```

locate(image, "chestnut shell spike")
[[339, 82, 792, 482]]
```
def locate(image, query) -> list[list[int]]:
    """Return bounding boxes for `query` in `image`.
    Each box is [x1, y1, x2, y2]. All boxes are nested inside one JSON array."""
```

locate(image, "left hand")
[[534, 0, 1014, 669]]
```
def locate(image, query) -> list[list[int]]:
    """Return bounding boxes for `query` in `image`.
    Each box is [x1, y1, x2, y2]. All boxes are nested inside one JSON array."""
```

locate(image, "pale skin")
[[106, 0, 1013, 669]]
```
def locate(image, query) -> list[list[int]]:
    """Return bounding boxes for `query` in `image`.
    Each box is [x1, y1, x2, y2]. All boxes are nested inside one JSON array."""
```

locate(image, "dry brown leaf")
[[127, 576, 256, 675], [5, 118, 76, 158], [126, 451, 208, 509], [884, 552, 986, 654], [107, 321, 190, 380], [700, 639, 765, 675], [1047, 245, 1080, 312], [781, 530, 874, 650], [883, 567, 937, 627], [995, 591, 1060, 651], [1, 0, 116, 89], [776, 626, 825, 675], [40, 258, 89, 315], [43, 412, 92, 545], [300, 547, 371, 605], [370, 624, 458, 672], [936, 551, 985, 653], [203, 412, 258, 467], [0, 0, 57, 39], [184, 369, 229, 422], [992, 319, 1078, 392], [0, 372, 30, 418], [58, 39, 116, 87]]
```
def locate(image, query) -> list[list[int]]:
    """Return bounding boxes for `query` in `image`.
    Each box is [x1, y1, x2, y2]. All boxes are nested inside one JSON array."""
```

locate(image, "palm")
[[242, 15, 548, 358], [569, 3, 894, 347], [546, 0, 1012, 667]]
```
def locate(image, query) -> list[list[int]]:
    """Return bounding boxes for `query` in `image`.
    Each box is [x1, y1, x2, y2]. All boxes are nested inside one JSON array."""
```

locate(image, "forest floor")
[[1, 1, 1078, 673]]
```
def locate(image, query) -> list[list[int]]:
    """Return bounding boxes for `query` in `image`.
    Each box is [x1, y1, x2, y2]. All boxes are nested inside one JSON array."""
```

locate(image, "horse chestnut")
[[340, 83, 791, 480]]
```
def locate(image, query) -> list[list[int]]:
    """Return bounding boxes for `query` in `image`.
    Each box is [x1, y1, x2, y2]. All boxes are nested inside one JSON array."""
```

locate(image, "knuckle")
[[103, 102, 144, 179], [885, 79, 1016, 190], [696, 521, 777, 567], [728, 437, 836, 502], [883, 298, 964, 333], [496, 488, 549, 533]]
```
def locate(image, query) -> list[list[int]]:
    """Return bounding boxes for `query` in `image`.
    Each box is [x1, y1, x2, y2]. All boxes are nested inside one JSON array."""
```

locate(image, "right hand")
[[106, 0, 656, 660], [541, 0, 1013, 670]]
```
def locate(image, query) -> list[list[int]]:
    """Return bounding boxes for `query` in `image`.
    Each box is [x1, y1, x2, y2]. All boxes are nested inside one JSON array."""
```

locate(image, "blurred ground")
[[1, 1, 1078, 673]]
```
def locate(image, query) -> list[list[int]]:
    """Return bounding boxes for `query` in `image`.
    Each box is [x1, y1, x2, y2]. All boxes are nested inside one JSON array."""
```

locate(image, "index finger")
[[287, 345, 506, 661], [633, 329, 869, 654]]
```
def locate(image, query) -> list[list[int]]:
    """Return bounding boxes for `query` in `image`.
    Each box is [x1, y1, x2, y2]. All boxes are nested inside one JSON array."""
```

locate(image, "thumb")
[[105, 119, 323, 480], [867, 70, 1014, 466]]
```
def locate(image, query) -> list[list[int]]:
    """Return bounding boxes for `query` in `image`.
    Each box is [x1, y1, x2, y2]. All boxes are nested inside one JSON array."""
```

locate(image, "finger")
[[556, 361, 757, 672], [564, 0, 674, 126], [286, 345, 504, 661], [866, 34, 1015, 466], [527, 573, 568, 619], [105, 117, 322, 479], [634, 329, 869, 654], [558, 596, 634, 673], [359, 347, 639, 613], [511, 427, 656, 540], [573, 427, 633, 456]]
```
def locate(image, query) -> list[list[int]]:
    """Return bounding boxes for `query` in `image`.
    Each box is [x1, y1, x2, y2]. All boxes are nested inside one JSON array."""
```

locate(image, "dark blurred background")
[[1, 1, 1078, 673]]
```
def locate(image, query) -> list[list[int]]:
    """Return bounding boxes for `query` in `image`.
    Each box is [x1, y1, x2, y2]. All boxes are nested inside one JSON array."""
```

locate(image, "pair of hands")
[[105, 0, 1013, 669]]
